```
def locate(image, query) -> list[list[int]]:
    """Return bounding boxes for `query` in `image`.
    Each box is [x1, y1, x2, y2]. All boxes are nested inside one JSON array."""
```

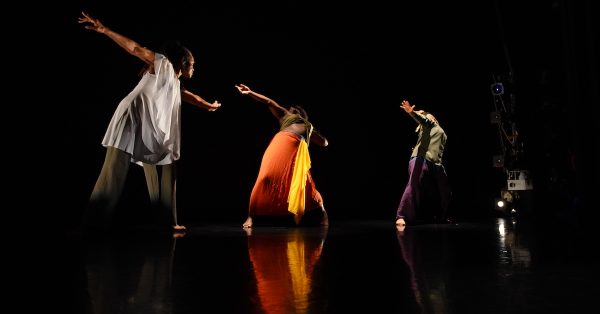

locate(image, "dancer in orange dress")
[[235, 84, 329, 228]]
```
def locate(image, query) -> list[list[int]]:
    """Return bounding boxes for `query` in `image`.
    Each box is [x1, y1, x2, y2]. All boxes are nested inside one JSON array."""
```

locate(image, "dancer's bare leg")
[[242, 216, 253, 228], [161, 164, 185, 233]]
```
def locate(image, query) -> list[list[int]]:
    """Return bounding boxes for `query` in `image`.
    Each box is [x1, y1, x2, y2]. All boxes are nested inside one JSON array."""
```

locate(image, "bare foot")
[[395, 218, 406, 227], [173, 225, 186, 231], [396, 224, 406, 233], [242, 217, 253, 229]]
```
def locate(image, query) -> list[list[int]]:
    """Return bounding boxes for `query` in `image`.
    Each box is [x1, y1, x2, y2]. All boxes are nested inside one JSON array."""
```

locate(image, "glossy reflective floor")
[[54, 217, 596, 314]]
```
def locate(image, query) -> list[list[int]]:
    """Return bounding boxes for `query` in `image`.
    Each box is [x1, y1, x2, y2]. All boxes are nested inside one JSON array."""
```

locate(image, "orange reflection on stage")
[[246, 227, 328, 314]]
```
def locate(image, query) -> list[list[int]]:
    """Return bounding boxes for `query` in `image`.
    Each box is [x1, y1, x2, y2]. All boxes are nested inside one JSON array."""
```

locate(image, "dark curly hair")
[[291, 105, 308, 121], [159, 40, 193, 73], [138, 39, 192, 77]]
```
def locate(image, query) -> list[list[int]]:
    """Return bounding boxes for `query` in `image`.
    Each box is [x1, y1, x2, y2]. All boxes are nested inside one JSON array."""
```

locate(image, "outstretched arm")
[[78, 11, 154, 66], [310, 128, 329, 147], [401, 100, 430, 126], [235, 84, 288, 119], [182, 89, 221, 111]]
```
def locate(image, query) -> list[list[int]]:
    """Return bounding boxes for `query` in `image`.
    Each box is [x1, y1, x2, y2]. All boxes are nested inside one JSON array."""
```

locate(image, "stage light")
[[496, 199, 505, 208], [491, 82, 504, 95], [495, 190, 514, 213], [493, 155, 504, 168], [490, 111, 501, 123], [501, 190, 513, 203]]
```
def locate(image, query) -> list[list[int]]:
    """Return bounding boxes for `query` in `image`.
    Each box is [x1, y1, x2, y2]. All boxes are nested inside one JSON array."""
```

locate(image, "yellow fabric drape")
[[288, 139, 311, 224]]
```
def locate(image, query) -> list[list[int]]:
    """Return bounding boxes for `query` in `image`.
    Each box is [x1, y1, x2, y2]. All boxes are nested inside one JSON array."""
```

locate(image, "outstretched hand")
[[235, 84, 251, 95], [208, 100, 222, 112], [400, 100, 415, 113], [78, 11, 106, 33]]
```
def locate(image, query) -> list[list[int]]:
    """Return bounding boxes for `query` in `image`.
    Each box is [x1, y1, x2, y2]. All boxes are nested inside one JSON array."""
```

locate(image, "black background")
[[27, 0, 598, 230]]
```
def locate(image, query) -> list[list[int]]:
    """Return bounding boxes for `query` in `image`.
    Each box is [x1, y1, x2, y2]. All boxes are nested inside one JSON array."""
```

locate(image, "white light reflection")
[[496, 217, 531, 268]]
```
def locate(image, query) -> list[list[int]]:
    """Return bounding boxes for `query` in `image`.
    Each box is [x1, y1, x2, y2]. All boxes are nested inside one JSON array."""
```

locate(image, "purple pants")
[[396, 157, 450, 223]]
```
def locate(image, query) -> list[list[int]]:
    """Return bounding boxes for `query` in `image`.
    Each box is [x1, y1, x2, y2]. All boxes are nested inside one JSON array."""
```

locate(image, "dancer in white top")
[[79, 11, 221, 233]]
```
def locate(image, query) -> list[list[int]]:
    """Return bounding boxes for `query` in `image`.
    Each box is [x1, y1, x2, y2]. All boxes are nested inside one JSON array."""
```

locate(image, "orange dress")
[[248, 130, 323, 221]]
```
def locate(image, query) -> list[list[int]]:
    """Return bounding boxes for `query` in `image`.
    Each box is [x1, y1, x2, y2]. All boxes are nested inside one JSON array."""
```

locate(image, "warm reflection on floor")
[[55, 218, 599, 314], [246, 227, 328, 314]]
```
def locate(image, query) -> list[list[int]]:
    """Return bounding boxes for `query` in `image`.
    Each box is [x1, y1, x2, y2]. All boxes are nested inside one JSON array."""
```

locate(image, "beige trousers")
[[83, 147, 178, 230]]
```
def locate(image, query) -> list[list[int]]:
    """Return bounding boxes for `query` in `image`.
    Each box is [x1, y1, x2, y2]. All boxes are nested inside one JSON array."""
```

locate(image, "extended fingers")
[[78, 11, 97, 25]]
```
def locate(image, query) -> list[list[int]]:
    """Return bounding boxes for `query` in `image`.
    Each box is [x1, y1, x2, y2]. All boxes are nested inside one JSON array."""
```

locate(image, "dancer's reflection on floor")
[[82, 232, 180, 314], [246, 226, 328, 314], [396, 226, 449, 314]]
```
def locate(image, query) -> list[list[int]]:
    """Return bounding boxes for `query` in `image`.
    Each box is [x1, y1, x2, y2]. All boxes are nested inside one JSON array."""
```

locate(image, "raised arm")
[[235, 84, 288, 119], [78, 11, 155, 66], [401, 100, 432, 126], [400, 100, 415, 114], [182, 89, 221, 111]]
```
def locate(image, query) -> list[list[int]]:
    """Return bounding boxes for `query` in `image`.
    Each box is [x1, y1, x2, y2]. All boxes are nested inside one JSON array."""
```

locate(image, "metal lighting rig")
[[490, 74, 533, 216]]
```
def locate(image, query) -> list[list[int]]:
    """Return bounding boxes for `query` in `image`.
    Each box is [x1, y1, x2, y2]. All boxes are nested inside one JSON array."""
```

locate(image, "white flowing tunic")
[[102, 53, 181, 165]]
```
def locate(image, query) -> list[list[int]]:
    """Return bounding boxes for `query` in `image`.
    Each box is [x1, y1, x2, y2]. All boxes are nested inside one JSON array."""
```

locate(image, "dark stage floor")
[[49, 217, 596, 314]]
